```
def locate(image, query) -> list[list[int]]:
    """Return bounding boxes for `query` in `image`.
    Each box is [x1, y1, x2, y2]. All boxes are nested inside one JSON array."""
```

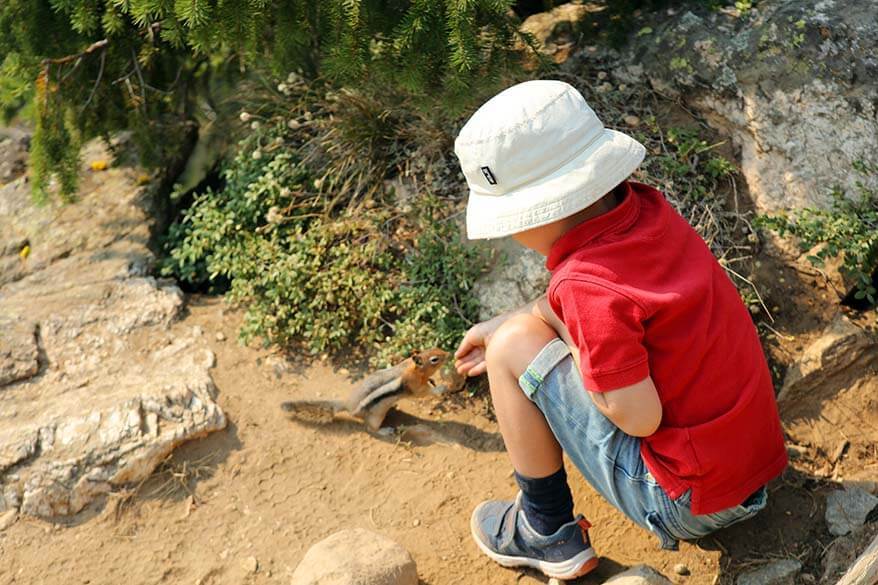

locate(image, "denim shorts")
[[518, 338, 768, 550]]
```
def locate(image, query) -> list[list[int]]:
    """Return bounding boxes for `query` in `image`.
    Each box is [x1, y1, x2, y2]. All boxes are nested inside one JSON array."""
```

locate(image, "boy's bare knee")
[[486, 314, 558, 378]]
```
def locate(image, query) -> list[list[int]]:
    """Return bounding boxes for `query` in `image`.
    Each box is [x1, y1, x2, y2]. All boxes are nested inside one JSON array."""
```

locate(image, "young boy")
[[452, 80, 787, 580]]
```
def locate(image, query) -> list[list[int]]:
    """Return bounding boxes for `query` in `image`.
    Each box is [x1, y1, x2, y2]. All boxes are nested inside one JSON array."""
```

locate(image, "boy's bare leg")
[[485, 313, 563, 477]]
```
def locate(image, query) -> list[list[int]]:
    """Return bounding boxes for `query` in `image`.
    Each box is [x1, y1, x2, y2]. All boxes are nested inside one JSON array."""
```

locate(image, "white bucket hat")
[[454, 80, 646, 240]]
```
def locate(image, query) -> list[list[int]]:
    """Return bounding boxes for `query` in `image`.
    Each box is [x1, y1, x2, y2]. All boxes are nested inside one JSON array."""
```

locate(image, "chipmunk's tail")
[[280, 399, 345, 424]]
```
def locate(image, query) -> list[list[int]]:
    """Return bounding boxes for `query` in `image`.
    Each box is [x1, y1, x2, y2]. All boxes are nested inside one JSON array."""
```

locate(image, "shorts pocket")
[[702, 487, 768, 528], [645, 511, 679, 551], [673, 487, 768, 539]]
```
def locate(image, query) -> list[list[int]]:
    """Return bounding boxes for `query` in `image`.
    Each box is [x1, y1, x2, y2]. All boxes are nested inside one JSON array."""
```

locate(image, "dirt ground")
[[0, 291, 874, 585]]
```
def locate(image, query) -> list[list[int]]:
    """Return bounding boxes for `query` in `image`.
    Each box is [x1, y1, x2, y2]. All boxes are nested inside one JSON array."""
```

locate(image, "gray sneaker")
[[470, 492, 598, 580]]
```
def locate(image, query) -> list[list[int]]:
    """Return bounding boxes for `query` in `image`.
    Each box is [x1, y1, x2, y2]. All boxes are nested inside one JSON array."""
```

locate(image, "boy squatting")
[[452, 80, 787, 580]]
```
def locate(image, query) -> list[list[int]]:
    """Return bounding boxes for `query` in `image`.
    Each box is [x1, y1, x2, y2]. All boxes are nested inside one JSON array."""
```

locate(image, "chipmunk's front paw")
[[375, 426, 396, 437]]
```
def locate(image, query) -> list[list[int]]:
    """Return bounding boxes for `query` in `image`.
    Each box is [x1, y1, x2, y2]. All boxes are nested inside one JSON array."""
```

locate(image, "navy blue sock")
[[514, 466, 575, 536]]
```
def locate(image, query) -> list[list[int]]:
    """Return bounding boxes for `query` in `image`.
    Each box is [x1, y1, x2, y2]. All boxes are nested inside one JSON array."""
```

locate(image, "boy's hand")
[[454, 315, 507, 377]]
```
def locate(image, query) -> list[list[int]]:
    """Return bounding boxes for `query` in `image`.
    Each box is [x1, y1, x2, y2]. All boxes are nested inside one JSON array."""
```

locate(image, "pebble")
[[597, 71, 608, 80], [412, 519, 421, 527], [596, 82, 614, 93], [242, 556, 258, 573], [674, 563, 690, 576], [215, 331, 226, 342], [624, 115, 641, 127]]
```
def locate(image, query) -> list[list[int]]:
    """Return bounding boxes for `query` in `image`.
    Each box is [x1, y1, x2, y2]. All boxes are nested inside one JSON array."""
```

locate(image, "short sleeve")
[[550, 278, 649, 392]]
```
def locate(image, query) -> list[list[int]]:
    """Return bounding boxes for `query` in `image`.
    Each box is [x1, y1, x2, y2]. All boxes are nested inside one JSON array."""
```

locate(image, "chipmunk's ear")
[[412, 352, 423, 366]]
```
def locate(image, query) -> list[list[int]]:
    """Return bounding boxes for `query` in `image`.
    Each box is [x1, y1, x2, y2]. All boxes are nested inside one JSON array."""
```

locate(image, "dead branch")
[[42, 39, 109, 66]]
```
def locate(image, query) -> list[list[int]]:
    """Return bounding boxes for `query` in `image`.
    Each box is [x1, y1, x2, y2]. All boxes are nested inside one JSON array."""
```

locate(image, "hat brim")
[[465, 129, 646, 240]]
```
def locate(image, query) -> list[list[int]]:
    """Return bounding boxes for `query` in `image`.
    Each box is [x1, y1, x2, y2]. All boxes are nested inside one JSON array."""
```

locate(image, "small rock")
[[291, 528, 417, 585], [624, 115, 641, 127], [412, 519, 420, 527], [0, 509, 18, 531], [242, 556, 258, 574], [597, 71, 608, 80], [825, 487, 878, 536], [215, 331, 226, 342], [604, 564, 672, 584], [596, 82, 614, 93], [674, 563, 690, 576], [736, 559, 802, 585]]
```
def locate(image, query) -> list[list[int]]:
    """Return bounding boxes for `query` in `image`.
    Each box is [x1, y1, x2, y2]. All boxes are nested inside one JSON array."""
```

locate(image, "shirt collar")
[[545, 181, 641, 271]]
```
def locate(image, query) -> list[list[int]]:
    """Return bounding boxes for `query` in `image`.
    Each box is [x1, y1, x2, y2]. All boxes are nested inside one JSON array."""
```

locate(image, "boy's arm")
[[530, 294, 662, 438]]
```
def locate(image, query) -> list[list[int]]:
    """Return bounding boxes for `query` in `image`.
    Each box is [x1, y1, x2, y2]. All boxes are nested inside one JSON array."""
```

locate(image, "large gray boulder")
[[0, 134, 225, 517], [626, 0, 878, 212], [290, 528, 418, 585]]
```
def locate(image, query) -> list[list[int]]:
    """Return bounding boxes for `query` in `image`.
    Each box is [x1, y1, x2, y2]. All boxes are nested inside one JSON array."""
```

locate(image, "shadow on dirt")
[[282, 408, 505, 453]]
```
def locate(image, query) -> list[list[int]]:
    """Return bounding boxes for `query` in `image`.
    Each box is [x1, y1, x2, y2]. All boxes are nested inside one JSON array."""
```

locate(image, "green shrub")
[[757, 160, 878, 304], [162, 106, 486, 366]]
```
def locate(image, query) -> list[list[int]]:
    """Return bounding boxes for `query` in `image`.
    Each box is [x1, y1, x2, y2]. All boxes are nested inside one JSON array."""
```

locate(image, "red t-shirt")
[[546, 180, 787, 515]]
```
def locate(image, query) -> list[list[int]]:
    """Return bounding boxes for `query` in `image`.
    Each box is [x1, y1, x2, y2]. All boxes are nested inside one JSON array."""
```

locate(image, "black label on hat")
[[480, 166, 497, 185]]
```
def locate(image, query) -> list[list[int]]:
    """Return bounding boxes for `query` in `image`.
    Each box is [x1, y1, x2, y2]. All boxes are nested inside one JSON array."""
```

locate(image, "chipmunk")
[[281, 348, 449, 432]]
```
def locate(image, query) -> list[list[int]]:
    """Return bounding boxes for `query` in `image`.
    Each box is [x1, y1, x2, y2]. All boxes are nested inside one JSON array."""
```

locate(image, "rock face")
[[603, 565, 672, 585], [628, 0, 878, 212], [473, 239, 550, 321], [0, 133, 225, 517], [290, 528, 418, 585], [778, 314, 877, 404], [736, 559, 802, 585], [825, 487, 878, 537], [0, 316, 39, 386]]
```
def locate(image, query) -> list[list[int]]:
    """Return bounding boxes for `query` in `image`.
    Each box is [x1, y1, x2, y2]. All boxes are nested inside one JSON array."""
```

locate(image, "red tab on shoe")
[[577, 517, 592, 541]]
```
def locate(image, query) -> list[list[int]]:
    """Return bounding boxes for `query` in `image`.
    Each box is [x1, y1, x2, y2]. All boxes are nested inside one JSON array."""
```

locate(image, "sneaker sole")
[[469, 508, 599, 580]]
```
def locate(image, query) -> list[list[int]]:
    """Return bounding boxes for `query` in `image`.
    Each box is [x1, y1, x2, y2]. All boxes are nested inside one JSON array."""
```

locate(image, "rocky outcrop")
[[473, 240, 549, 321], [0, 132, 225, 518], [778, 314, 877, 404], [823, 523, 878, 584], [626, 0, 878, 212], [0, 316, 39, 386], [291, 528, 418, 585]]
